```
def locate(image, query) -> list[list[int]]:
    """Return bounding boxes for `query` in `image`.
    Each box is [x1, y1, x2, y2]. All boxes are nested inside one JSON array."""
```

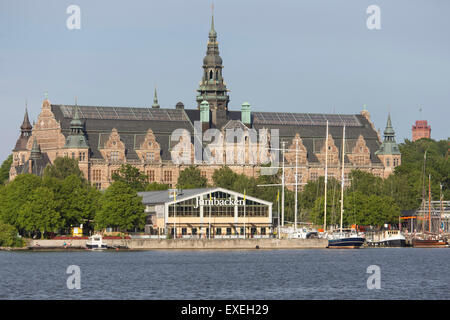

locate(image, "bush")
[[0, 221, 25, 247]]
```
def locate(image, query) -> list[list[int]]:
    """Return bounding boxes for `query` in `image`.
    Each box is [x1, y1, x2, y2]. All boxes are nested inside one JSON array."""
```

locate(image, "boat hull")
[[368, 239, 406, 247], [412, 239, 448, 248], [86, 244, 108, 250], [327, 237, 365, 249]]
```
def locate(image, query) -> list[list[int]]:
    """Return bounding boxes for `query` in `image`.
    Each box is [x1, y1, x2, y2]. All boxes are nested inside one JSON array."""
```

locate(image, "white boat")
[[367, 230, 406, 247], [283, 226, 319, 239], [86, 234, 108, 250]]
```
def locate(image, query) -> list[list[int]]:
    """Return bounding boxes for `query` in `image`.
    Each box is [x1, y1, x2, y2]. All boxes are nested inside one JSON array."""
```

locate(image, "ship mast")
[[339, 126, 346, 234], [428, 174, 431, 232], [323, 121, 329, 232]]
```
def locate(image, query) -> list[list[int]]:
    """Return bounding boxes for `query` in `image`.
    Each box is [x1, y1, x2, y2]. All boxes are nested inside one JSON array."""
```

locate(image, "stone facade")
[[9, 13, 401, 189]]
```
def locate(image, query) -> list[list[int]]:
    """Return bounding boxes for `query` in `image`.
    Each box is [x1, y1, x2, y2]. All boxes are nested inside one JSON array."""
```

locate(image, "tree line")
[[0, 137, 448, 245]]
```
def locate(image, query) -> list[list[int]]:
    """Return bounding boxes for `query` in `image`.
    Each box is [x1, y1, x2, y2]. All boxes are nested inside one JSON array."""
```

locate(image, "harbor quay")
[[25, 238, 327, 250]]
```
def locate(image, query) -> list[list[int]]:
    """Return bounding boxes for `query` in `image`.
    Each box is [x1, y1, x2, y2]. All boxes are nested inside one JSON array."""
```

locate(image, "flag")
[[243, 189, 246, 201], [276, 190, 279, 202], [174, 191, 176, 202]]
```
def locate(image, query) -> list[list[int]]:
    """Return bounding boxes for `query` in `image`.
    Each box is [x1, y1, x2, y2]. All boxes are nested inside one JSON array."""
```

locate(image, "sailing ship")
[[323, 124, 365, 248], [412, 155, 448, 248]]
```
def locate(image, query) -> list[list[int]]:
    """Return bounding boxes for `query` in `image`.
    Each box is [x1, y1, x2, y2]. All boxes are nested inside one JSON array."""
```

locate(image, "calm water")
[[0, 248, 449, 299]]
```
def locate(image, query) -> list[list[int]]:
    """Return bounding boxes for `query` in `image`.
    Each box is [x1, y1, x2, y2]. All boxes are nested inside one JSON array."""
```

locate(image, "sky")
[[0, 0, 449, 162]]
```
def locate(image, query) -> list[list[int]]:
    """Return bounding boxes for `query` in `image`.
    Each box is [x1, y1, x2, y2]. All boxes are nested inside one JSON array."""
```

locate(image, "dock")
[[24, 238, 328, 250]]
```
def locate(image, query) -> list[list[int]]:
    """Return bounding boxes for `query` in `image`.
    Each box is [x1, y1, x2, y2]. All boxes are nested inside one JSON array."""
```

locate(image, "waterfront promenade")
[[23, 238, 327, 250]]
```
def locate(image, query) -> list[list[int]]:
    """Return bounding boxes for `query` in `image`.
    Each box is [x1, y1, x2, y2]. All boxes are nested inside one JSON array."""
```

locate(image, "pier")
[[24, 238, 327, 250]]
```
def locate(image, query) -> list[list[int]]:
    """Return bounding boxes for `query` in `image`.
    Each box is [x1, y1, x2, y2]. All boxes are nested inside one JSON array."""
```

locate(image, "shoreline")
[[1, 238, 328, 251]]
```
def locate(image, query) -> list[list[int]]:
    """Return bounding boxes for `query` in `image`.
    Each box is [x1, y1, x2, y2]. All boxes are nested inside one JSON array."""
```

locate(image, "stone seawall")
[[27, 238, 327, 250]]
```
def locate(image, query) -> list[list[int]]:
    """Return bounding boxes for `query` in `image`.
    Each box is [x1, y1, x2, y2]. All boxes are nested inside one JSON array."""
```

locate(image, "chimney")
[[200, 100, 210, 131], [241, 102, 251, 127]]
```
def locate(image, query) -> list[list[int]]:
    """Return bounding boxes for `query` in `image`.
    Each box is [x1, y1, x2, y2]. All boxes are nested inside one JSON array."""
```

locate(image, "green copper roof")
[[152, 87, 160, 108], [241, 102, 251, 124], [31, 138, 41, 157], [376, 113, 401, 155], [383, 113, 395, 136], [200, 100, 210, 122], [64, 106, 89, 149]]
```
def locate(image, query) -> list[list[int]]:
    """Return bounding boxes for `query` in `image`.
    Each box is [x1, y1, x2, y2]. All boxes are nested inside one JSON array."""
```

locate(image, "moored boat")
[[412, 233, 448, 248], [326, 229, 366, 249], [86, 234, 108, 250], [367, 230, 406, 247]]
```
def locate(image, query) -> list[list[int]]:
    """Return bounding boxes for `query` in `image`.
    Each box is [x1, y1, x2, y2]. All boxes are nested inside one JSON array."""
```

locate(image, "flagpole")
[[294, 138, 298, 231], [281, 141, 285, 227], [244, 189, 246, 239], [173, 191, 176, 240], [209, 192, 212, 239], [324, 120, 329, 233], [277, 189, 280, 239]]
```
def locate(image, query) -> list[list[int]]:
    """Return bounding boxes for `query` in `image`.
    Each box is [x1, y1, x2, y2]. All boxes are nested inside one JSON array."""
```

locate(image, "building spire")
[[196, 5, 229, 111], [384, 112, 394, 137], [152, 87, 160, 108], [376, 113, 400, 156], [30, 138, 41, 159], [21, 102, 32, 132], [210, 3, 216, 37]]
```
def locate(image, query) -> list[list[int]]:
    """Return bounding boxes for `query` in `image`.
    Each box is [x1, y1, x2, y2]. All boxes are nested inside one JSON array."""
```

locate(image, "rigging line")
[[331, 178, 337, 227]]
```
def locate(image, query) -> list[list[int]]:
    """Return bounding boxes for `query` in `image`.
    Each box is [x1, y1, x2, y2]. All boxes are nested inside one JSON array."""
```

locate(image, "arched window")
[[209, 70, 213, 80], [215, 71, 219, 80]]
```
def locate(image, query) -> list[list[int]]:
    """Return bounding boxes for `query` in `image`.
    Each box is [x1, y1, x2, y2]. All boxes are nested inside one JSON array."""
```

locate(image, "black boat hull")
[[368, 239, 406, 247], [328, 237, 365, 248]]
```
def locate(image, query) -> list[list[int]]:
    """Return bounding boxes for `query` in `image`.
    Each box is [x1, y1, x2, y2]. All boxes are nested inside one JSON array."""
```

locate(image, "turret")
[[196, 8, 230, 112], [376, 113, 401, 177]]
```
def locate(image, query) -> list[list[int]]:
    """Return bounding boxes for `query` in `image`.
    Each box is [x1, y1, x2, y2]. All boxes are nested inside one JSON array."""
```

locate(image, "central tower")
[[196, 10, 230, 111]]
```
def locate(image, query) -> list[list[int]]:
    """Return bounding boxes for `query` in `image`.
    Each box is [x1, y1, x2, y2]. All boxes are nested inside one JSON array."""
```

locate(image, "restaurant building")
[[138, 188, 273, 238]]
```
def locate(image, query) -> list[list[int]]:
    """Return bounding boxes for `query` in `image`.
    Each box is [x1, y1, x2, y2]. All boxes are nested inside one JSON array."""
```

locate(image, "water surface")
[[0, 248, 448, 299]]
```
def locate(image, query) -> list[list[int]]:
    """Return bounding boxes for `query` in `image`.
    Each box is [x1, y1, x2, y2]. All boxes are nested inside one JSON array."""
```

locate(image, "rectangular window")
[[310, 172, 318, 181], [147, 170, 155, 182], [163, 170, 172, 183], [261, 227, 266, 235], [92, 170, 101, 181], [146, 152, 154, 162], [226, 228, 231, 235], [94, 182, 101, 190], [216, 228, 222, 235], [110, 151, 119, 161]]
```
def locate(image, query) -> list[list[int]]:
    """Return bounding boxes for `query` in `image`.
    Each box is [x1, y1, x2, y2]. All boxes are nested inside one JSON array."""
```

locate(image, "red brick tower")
[[412, 120, 431, 141]]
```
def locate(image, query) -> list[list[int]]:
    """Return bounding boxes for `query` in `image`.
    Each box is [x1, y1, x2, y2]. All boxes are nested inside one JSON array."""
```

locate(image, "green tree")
[[0, 221, 24, 247], [0, 174, 42, 230], [212, 166, 238, 189], [18, 187, 61, 238], [177, 166, 208, 189], [0, 154, 13, 185], [350, 170, 384, 196], [95, 181, 146, 231], [111, 164, 149, 191], [43, 175, 101, 231], [43, 157, 84, 181], [145, 182, 169, 191]]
